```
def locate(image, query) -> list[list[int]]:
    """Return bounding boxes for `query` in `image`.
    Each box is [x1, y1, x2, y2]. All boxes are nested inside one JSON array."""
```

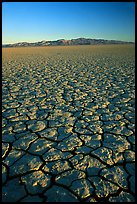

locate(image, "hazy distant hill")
[[2, 38, 134, 47]]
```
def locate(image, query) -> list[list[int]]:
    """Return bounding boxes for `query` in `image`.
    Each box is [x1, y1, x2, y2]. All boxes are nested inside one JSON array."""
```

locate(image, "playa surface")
[[2, 45, 135, 202]]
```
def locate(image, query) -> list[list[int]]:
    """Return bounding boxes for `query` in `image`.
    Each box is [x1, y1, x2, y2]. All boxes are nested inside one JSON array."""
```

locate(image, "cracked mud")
[[2, 45, 135, 202]]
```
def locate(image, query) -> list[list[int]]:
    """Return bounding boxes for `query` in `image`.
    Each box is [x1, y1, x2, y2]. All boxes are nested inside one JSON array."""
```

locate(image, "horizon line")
[[2, 37, 135, 45]]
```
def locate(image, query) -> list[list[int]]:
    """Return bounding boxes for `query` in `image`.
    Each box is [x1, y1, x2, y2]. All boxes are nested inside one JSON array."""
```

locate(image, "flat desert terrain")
[[2, 45, 135, 202]]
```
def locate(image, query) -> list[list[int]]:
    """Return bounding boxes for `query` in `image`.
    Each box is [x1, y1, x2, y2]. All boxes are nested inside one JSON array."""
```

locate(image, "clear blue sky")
[[2, 2, 135, 44]]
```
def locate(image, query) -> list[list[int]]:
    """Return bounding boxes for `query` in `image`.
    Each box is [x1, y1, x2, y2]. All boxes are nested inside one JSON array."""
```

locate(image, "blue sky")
[[2, 2, 135, 44]]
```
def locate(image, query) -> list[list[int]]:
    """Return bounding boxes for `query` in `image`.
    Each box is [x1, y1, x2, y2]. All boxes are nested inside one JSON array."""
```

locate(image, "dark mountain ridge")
[[2, 38, 134, 47]]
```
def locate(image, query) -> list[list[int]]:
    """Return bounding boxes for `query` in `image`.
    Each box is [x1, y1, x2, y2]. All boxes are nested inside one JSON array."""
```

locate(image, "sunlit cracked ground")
[[2, 45, 135, 202]]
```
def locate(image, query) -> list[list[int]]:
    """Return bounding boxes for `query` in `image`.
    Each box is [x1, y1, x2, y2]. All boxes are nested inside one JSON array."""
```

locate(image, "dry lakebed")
[[2, 45, 135, 202]]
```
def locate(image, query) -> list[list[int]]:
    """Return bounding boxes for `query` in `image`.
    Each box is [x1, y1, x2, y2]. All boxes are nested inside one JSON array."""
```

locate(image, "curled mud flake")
[[75, 146, 92, 155], [13, 133, 38, 150], [44, 186, 79, 202], [2, 178, 26, 202], [129, 175, 135, 194], [4, 150, 25, 166], [70, 178, 94, 198], [80, 135, 101, 149], [43, 160, 71, 174], [62, 111, 72, 117], [123, 150, 135, 162], [54, 109, 63, 116], [69, 154, 84, 166], [91, 147, 114, 165], [9, 154, 42, 176], [38, 128, 58, 140], [86, 156, 105, 174], [89, 176, 119, 198], [66, 126, 73, 133], [20, 195, 43, 202], [100, 166, 129, 189], [57, 134, 82, 151], [2, 109, 19, 119], [42, 147, 64, 161], [103, 134, 130, 153], [109, 191, 135, 202], [57, 126, 72, 140], [2, 165, 7, 184], [21, 171, 51, 194], [125, 163, 135, 176], [29, 138, 55, 155], [56, 169, 86, 187], [2, 143, 9, 158], [28, 121, 47, 132]]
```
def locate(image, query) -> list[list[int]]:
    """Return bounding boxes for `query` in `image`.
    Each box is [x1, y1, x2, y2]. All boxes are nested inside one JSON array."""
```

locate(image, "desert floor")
[[2, 45, 135, 202]]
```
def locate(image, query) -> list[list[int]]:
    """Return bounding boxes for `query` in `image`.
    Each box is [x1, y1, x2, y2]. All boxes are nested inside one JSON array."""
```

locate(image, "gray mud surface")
[[2, 45, 135, 202]]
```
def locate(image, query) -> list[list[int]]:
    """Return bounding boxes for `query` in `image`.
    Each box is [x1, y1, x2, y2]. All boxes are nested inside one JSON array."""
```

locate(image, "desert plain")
[[2, 44, 135, 202]]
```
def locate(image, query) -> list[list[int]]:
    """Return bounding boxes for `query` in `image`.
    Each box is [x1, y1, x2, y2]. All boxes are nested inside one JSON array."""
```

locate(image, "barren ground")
[[2, 45, 135, 202]]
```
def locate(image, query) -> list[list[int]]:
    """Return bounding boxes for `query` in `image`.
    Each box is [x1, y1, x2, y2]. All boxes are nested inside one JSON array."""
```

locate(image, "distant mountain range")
[[2, 38, 134, 47]]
